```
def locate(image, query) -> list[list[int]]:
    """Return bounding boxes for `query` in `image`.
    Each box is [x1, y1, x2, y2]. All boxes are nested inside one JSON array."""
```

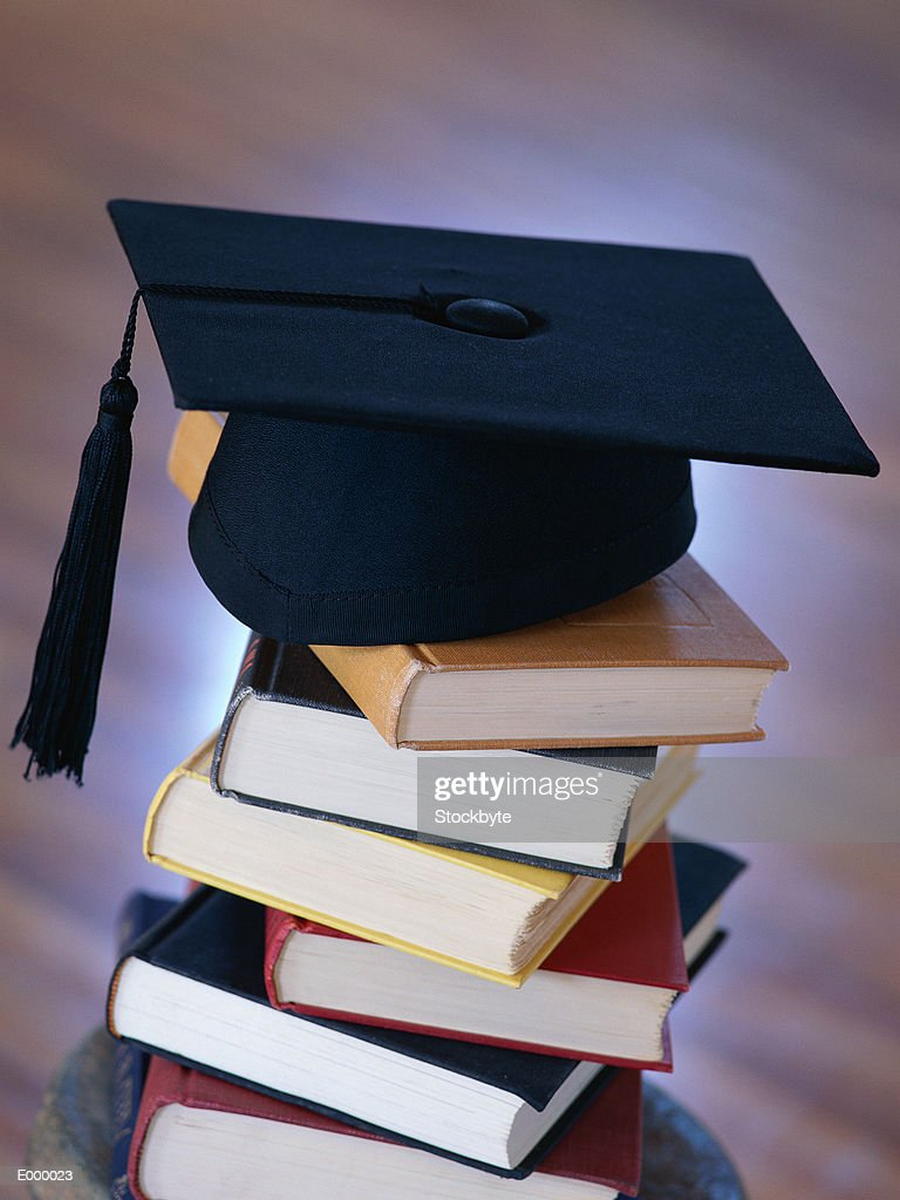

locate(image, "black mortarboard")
[[14, 199, 878, 782]]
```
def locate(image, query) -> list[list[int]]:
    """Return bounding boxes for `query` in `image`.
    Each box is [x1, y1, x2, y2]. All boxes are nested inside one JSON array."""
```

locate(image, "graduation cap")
[[13, 199, 878, 783]]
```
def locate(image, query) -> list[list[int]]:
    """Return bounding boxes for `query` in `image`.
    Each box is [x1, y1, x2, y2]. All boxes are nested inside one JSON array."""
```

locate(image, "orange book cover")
[[311, 556, 787, 748]]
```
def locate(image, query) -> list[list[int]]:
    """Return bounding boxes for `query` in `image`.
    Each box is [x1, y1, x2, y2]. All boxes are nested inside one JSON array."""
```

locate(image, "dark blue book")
[[672, 838, 745, 976], [672, 840, 745, 934], [110, 893, 178, 1200], [106, 887, 613, 1178]]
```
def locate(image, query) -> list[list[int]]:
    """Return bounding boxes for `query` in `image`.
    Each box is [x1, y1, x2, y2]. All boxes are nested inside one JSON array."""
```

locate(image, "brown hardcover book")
[[168, 412, 787, 750], [312, 556, 788, 749]]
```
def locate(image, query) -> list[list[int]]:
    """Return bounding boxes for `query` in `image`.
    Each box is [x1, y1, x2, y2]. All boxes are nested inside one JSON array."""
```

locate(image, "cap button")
[[444, 298, 530, 338]]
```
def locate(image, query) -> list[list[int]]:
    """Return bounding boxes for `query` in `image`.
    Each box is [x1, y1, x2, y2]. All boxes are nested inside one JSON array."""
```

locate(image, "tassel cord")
[[13, 282, 443, 783], [12, 295, 141, 782]]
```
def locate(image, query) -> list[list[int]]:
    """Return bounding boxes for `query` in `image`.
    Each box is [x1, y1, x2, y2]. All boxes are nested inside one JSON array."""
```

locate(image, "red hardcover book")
[[129, 1054, 642, 1199], [265, 839, 687, 1069]]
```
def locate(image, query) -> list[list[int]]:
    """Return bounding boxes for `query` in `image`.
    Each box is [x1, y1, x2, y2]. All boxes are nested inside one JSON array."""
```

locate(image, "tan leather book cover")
[[311, 558, 788, 747]]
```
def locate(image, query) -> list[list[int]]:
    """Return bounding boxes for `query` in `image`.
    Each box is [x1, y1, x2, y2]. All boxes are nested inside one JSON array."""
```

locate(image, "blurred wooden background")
[[0, 1, 897, 1197]]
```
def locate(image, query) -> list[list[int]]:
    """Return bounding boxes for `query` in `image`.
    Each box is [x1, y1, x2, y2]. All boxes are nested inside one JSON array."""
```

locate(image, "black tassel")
[[12, 292, 142, 783]]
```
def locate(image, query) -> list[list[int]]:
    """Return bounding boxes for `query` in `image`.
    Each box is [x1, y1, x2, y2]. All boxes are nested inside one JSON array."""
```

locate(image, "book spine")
[[210, 631, 279, 792], [110, 894, 177, 1200], [110, 1041, 145, 1200], [126, 1059, 190, 1200], [309, 643, 426, 747], [142, 733, 218, 863], [263, 906, 299, 1008], [108, 889, 212, 1038], [142, 764, 191, 868]]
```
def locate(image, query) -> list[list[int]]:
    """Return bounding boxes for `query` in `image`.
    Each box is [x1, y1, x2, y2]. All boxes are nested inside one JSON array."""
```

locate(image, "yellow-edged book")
[[145, 738, 698, 987]]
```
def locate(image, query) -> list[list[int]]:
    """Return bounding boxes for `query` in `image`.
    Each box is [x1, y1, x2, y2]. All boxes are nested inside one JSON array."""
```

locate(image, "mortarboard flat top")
[[13, 198, 879, 783], [110, 199, 876, 474], [104, 200, 877, 648]]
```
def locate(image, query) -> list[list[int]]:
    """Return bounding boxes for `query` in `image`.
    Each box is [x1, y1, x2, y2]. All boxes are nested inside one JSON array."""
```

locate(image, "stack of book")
[[105, 412, 783, 1199]]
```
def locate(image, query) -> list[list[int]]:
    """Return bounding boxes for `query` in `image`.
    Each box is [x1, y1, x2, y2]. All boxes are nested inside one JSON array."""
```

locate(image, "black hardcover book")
[[663, 840, 742, 1031], [671, 839, 746, 936], [210, 634, 657, 879], [107, 887, 613, 1177]]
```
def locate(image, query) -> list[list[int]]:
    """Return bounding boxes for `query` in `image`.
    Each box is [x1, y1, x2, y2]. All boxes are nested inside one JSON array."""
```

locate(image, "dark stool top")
[[27, 1028, 746, 1199]]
